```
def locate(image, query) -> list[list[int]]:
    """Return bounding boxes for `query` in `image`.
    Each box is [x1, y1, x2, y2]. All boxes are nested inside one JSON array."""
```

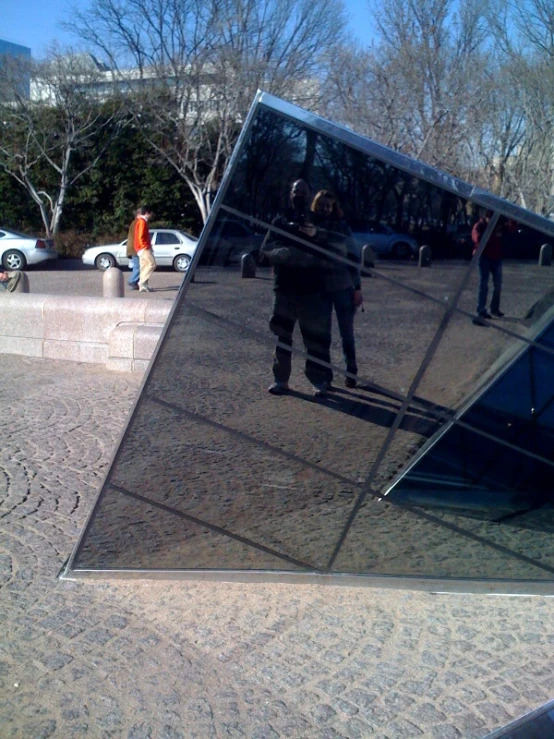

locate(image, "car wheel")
[[95, 253, 116, 270], [2, 249, 26, 270], [392, 242, 412, 259], [173, 254, 191, 272]]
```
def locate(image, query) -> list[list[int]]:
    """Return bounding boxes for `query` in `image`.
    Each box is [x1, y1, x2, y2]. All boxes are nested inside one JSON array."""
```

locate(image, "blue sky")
[[3, 0, 374, 57]]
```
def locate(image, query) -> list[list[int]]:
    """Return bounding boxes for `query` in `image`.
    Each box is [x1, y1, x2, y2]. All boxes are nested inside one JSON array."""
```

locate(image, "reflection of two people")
[[263, 180, 363, 398]]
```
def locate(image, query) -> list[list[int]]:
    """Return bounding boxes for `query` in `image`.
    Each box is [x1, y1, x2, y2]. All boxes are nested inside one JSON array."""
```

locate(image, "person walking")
[[126, 209, 140, 290], [135, 205, 156, 292]]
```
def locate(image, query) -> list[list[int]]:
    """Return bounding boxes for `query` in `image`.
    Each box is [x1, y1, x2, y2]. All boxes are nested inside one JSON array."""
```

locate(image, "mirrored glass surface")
[[67, 94, 554, 589], [484, 699, 554, 739]]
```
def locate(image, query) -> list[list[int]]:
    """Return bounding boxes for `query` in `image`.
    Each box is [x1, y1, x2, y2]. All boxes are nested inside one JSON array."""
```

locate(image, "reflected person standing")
[[472, 211, 504, 324], [311, 191, 363, 388], [262, 179, 333, 398]]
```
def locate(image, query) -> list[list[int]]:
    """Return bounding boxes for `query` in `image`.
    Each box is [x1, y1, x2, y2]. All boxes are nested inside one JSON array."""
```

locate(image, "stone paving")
[[2, 354, 554, 738]]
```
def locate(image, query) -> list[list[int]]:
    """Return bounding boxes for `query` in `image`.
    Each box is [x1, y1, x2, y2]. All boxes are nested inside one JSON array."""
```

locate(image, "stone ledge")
[[0, 293, 171, 373]]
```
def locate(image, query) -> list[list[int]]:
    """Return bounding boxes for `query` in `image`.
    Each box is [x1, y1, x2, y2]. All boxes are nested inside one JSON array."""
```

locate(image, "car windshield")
[[180, 230, 198, 241]]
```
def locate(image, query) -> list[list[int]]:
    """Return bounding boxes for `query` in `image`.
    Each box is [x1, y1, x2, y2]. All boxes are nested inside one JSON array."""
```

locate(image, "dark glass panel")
[[535, 311, 554, 350], [67, 96, 554, 586], [460, 346, 554, 460], [331, 495, 554, 580], [385, 424, 554, 519], [73, 487, 306, 571], [484, 702, 554, 739], [102, 395, 360, 570]]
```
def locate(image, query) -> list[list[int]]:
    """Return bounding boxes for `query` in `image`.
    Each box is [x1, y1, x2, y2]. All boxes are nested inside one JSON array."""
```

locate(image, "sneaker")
[[268, 382, 289, 395], [128, 282, 139, 290], [138, 282, 153, 293], [312, 382, 329, 398], [490, 309, 505, 317], [345, 377, 357, 389]]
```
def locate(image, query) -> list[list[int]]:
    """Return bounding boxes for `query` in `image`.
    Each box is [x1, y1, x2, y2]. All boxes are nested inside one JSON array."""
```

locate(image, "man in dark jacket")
[[262, 180, 333, 398]]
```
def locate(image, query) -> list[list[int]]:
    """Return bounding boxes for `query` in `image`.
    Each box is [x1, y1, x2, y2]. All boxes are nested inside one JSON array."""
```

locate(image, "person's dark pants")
[[269, 291, 332, 386], [331, 287, 357, 376], [477, 256, 502, 314], [128, 255, 140, 286]]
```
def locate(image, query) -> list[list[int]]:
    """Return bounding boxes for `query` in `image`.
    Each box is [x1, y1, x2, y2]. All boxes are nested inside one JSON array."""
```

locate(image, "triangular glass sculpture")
[[64, 92, 554, 592]]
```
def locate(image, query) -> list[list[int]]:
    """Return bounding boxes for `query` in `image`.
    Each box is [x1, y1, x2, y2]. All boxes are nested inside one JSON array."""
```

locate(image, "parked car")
[[0, 228, 58, 270], [352, 221, 419, 259], [82, 229, 198, 273], [201, 219, 264, 265]]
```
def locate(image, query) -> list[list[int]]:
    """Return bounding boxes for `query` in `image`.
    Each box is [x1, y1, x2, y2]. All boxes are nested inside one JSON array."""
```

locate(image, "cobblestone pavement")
[[2, 356, 554, 737]]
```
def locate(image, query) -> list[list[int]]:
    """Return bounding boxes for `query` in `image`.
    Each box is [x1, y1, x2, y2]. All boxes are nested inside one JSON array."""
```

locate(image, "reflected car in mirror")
[[352, 221, 418, 259], [201, 219, 265, 266]]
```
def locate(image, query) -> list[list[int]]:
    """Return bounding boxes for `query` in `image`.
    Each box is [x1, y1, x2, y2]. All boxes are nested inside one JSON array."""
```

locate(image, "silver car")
[[352, 222, 419, 259], [82, 229, 199, 273], [0, 228, 58, 270]]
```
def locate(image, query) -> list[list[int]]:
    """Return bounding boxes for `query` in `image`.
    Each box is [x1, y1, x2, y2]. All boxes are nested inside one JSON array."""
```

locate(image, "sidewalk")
[[1, 354, 554, 738]]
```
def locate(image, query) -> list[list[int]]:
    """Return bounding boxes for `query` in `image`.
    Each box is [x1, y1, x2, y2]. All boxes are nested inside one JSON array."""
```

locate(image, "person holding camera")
[[262, 179, 334, 398]]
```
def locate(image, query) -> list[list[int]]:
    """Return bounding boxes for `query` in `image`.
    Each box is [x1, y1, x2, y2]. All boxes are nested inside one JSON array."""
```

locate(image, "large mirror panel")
[[67, 94, 554, 589]]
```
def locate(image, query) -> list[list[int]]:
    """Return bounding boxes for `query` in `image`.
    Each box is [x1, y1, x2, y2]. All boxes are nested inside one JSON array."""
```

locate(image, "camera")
[[291, 195, 307, 227]]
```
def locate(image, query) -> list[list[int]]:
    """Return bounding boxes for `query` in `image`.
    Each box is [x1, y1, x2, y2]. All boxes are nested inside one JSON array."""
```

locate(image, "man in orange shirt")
[[135, 205, 156, 292]]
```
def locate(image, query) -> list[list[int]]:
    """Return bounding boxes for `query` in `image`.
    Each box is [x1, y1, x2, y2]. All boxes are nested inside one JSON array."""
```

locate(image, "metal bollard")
[[103, 266, 124, 297], [539, 243, 552, 267], [361, 243, 375, 269], [241, 252, 257, 278], [418, 244, 432, 267], [13, 271, 30, 292]]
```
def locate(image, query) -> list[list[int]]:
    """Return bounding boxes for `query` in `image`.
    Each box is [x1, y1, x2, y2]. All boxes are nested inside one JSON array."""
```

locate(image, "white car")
[[353, 221, 419, 259], [82, 229, 198, 273], [0, 228, 58, 270]]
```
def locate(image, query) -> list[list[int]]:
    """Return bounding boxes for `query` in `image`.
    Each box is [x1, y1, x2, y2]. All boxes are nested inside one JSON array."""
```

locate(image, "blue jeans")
[[477, 256, 502, 314], [128, 255, 140, 285], [269, 291, 333, 386], [330, 287, 357, 375]]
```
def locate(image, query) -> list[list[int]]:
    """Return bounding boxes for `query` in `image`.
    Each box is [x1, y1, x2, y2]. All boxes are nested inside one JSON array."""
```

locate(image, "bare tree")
[[486, 0, 554, 213], [0, 50, 123, 235], [66, 0, 347, 223], [324, 0, 490, 179]]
